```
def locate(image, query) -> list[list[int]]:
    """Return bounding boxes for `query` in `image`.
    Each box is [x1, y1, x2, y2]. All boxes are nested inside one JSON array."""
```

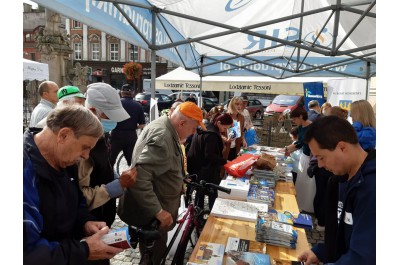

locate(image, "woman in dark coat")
[[187, 113, 233, 209]]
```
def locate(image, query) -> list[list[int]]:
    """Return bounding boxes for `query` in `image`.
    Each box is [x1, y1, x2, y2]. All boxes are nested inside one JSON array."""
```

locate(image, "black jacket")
[[88, 135, 117, 227], [23, 130, 95, 265], [187, 122, 227, 184]]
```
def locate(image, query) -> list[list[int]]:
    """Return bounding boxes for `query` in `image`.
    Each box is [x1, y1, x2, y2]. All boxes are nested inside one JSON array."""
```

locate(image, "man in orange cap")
[[118, 102, 204, 264]]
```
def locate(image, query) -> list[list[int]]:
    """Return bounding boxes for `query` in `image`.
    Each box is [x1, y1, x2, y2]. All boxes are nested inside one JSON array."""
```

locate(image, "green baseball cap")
[[57, 86, 86, 100]]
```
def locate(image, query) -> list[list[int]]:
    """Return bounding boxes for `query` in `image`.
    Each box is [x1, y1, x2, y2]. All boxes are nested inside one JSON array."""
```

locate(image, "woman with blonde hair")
[[223, 96, 247, 160], [350, 100, 376, 150], [321, 102, 332, 116]]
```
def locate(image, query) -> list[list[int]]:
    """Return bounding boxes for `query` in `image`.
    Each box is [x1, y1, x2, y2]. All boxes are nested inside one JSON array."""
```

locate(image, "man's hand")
[[155, 209, 173, 231], [85, 227, 123, 260], [84, 221, 107, 236], [298, 249, 319, 265], [119, 167, 137, 188]]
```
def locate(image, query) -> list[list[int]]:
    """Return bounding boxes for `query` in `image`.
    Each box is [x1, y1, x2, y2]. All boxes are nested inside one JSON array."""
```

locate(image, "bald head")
[[39, 81, 59, 104]]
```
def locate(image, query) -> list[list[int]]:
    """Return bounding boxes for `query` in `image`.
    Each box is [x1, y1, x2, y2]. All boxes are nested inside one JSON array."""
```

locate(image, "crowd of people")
[[23, 80, 376, 265]]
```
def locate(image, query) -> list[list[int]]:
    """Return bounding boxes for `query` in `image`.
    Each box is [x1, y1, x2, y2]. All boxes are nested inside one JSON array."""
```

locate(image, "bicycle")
[[127, 174, 231, 265], [161, 174, 231, 265]]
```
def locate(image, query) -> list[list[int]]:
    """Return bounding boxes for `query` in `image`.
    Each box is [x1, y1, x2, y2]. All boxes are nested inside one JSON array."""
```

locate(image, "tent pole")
[[365, 62, 370, 100], [199, 56, 204, 109], [150, 10, 157, 122]]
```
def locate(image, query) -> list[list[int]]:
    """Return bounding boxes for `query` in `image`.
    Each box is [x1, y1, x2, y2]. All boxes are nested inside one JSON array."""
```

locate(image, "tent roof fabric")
[[155, 66, 354, 94], [23, 58, 49, 81], [33, 0, 375, 79]]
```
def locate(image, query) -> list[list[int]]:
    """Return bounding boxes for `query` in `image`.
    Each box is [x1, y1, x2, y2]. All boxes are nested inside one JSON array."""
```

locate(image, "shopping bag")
[[244, 128, 259, 146], [224, 154, 259, 178]]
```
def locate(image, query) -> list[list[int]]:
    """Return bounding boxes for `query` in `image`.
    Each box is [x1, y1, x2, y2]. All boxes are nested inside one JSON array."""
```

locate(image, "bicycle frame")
[[161, 199, 204, 265]]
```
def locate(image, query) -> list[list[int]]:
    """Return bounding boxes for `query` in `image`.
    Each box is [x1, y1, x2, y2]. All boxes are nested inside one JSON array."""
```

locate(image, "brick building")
[[23, 3, 172, 91]]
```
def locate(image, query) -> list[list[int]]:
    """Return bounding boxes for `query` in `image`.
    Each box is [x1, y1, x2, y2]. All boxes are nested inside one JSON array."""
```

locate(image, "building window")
[[30, 53, 36, 61], [25, 33, 33, 42], [74, 42, 82, 60], [129, 45, 139, 61], [73, 20, 82, 28], [110, 43, 119, 61], [91, 43, 100, 61], [139, 48, 146, 62]]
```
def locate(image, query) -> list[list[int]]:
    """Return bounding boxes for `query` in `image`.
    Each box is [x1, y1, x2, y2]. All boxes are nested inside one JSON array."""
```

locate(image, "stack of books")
[[252, 169, 277, 188], [255, 211, 298, 249], [218, 176, 250, 201], [247, 184, 275, 208]]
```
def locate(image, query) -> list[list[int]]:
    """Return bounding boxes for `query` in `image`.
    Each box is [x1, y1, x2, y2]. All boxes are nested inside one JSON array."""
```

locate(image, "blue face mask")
[[101, 119, 117, 133]]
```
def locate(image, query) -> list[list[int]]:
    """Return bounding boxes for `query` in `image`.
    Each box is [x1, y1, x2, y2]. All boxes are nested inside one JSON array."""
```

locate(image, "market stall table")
[[189, 181, 310, 263]]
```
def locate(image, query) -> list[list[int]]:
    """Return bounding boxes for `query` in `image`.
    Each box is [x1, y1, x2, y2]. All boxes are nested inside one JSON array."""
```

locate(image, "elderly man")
[[118, 101, 206, 264], [298, 116, 376, 265], [23, 105, 123, 265], [79, 83, 137, 227], [29, 80, 59, 127], [35, 85, 86, 129]]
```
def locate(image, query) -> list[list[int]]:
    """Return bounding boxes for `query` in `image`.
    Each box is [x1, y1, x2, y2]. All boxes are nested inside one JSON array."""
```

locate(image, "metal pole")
[[365, 62, 370, 100], [150, 10, 157, 121], [199, 56, 204, 109]]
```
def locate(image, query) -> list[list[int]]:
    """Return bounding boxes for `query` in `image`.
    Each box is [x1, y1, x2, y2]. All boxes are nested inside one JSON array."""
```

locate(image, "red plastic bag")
[[224, 154, 259, 178]]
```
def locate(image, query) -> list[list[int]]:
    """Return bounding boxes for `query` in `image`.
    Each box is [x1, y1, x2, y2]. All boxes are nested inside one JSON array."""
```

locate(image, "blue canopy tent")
[[32, 0, 376, 118]]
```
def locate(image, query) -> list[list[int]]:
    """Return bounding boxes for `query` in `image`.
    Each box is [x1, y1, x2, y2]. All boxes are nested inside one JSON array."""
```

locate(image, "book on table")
[[225, 237, 271, 265], [190, 242, 225, 265], [267, 209, 313, 230], [210, 198, 268, 222]]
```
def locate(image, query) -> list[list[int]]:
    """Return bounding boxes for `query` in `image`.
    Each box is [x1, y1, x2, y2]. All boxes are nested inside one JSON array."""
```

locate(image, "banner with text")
[[326, 78, 367, 111], [303, 82, 325, 111]]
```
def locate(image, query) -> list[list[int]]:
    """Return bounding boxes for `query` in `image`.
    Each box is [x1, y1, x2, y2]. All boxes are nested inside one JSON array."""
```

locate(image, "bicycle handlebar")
[[184, 175, 231, 195], [129, 219, 161, 245]]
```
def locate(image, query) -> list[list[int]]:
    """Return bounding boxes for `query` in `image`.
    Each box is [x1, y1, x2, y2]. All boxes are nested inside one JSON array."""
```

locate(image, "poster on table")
[[303, 82, 325, 111], [326, 78, 367, 112]]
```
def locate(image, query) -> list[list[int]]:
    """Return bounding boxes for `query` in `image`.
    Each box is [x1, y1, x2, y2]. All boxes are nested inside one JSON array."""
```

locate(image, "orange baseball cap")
[[179, 102, 207, 130]]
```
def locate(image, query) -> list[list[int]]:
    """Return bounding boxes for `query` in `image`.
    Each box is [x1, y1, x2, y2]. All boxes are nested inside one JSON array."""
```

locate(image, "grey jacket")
[[117, 115, 184, 229]]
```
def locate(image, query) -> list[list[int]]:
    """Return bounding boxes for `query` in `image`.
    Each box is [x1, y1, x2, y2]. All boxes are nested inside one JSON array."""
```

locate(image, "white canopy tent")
[[23, 58, 49, 81], [156, 67, 346, 95], [32, 0, 375, 118]]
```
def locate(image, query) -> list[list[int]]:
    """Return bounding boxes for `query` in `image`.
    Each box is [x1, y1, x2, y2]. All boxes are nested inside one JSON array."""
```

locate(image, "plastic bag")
[[224, 154, 259, 178], [244, 128, 259, 146]]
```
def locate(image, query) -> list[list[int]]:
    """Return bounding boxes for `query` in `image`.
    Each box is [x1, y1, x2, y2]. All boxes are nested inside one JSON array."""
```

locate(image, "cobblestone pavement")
[[111, 155, 324, 265]]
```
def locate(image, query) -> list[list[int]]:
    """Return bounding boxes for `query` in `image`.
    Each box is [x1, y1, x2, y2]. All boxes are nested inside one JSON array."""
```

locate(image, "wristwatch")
[[285, 146, 288, 152]]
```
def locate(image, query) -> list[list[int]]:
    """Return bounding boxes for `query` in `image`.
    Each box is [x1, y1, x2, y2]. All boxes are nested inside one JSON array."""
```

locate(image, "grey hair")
[[46, 104, 103, 138], [85, 101, 103, 118]]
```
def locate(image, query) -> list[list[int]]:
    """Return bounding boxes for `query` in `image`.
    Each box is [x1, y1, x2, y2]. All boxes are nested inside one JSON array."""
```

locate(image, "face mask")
[[101, 119, 117, 133]]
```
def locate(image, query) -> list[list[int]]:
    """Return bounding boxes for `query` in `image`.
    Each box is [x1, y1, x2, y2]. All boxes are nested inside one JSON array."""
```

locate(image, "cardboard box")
[[218, 177, 250, 201]]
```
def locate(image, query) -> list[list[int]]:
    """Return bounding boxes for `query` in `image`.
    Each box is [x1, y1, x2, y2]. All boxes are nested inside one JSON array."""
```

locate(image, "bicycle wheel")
[[115, 151, 129, 176]]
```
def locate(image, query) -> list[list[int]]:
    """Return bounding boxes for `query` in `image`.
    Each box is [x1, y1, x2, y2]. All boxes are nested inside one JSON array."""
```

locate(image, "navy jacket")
[[312, 150, 376, 264], [23, 131, 95, 265]]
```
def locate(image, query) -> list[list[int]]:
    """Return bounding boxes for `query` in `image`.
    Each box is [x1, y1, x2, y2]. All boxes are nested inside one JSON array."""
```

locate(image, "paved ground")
[[111, 155, 324, 264]]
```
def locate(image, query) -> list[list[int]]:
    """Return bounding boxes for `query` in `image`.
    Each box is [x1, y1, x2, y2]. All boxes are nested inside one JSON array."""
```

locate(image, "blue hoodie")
[[352, 121, 376, 150], [311, 150, 376, 264]]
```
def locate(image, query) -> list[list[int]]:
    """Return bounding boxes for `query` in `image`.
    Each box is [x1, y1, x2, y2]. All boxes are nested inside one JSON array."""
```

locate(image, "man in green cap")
[[57, 85, 86, 105], [35, 86, 86, 128]]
